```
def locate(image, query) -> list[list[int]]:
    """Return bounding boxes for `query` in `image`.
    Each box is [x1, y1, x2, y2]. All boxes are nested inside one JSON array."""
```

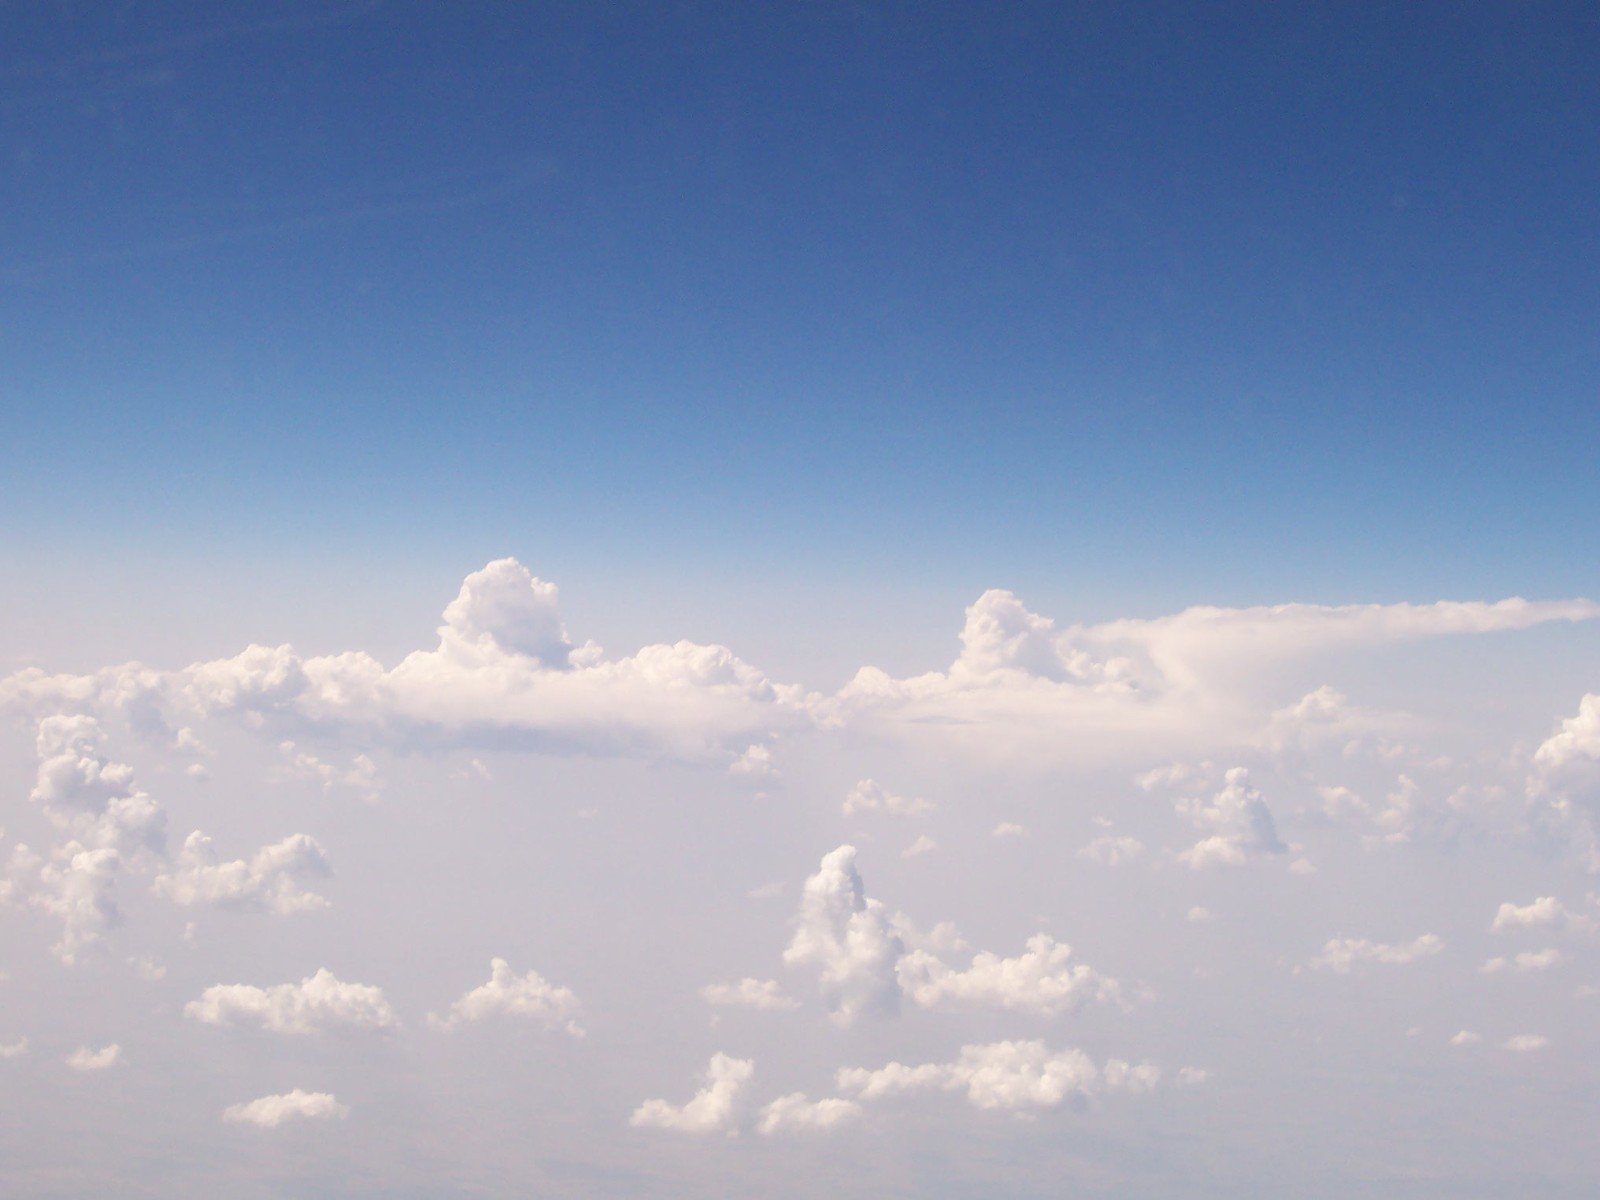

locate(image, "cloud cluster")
[[185, 970, 400, 1035], [837, 1040, 1160, 1113], [153, 831, 330, 915]]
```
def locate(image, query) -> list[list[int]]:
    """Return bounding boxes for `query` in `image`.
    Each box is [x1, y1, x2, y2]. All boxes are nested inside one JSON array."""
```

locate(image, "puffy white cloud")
[[1174, 1066, 1210, 1086], [1532, 694, 1600, 787], [1480, 948, 1563, 975], [429, 958, 584, 1036], [630, 1053, 753, 1134], [897, 933, 1121, 1017], [65, 1044, 121, 1071], [837, 1040, 1159, 1113], [28, 716, 164, 855], [1490, 896, 1594, 934], [757, 1093, 861, 1134], [152, 831, 330, 915], [279, 742, 381, 803], [900, 834, 937, 859], [728, 744, 775, 777], [1186, 906, 1215, 923], [0, 1038, 30, 1058], [1079, 835, 1144, 866], [222, 1089, 349, 1128], [783, 846, 905, 1025], [991, 822, 1029, 839], [1309, 934, 1444, 973], [185, 969, 399, 1035], [1450, 1030, 1482, 1046], [1175, 768, 1285, 868], [6, 841, 123, 964], [1503, 1034, 1549, 1052], [843, 779, 932, 817], [699, 978, 798, 1011]]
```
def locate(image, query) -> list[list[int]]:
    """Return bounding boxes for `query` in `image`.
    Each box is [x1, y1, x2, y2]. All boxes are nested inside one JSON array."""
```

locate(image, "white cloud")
[[29, 715, 164, 854], [901, 834, 937, 859], [1309, 934, 1444, 973], [152, 831, 330, 915], [1175, 1066, 1210, 1086], [630, 1053, 753, 1134], [429, 958, 584, 1035], [1532, 694, 1600, 786], [991, 822, 1029, 839], [783, 846, 905, 1025], [1176, 768, 1285, 868], [699, 978, 798, 1011], [1186, 906, 1215, 923], [757, 1092, 862, 1134], [1450, 1030, 1481, 1046], [729, 744, 775, 777], [185, 969, 399, 1035], [1490, 896, 1593, 934], [1079, 835, 1144, 866], [222, 1089, 349, 1128], [0, 1038, 30, 1058], [6, 841, 123, 964], [837, 1040, 1159, 1113], [66, 1043, 121, 1071], [1480, 948, 1564, 975], [843, 779, 932, 817], [1503, 1034, 1549, 1052], [279, 742, 381, 803], [897, 933, 1121, 1017]]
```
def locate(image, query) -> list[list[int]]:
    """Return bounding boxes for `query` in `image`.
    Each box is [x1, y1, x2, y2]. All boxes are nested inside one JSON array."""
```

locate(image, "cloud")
[[1079, 835, 1144, 866], [28, 716, 165, 854], [699, 978, 798, 1012], [991, 822, 1029, 839], [630, 1053, 753, 1135], [1186, 907, 1215, 923], [1175, 768, 1285, 868], [6, 841, 123, 964], [185, 969, 399, 1035], [1503, 1034, 1549, 1052], [757, 1093, 862, 1134], [222, 1089, 349, 1128], [837, 1040, 1159, 1113], [1480, 948, 1564, 975], [1174, 1066, 1210, 1086], [783, 846, 905, 1025], [1532, 694, 1600, 787], [1309, 934, 1444, 973], [1490, 896, 1594, 934], [897, 933, 1122, 1017], [65, 1044, 121, 1071], [843, 779, 932, 817], [429, 958, 584, 1036], [0, 1038, 29, 1058], [901, 834, 937, 859], [1450, 1030, 1481, 1046], [152, 831, 330, 915]]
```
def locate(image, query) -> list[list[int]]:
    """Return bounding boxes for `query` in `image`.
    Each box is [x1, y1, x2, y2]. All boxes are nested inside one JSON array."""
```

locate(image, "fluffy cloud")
[[1490, 896, 1594, 934], [837, 1040, 1159, 1113], [1480, 948, 1563, 974], [222, 1089, 349, 1127], [1175, 768, 1285, 868], [429, 958, 584, 1035], [757, 1093, 862, 1134], [6, 841, 123, 964], [1079, 835, 1144, 866], [842, 779, 932, 817], [1532, 694, 1600, 788], [65, 1044, 122, 1071], [1450, 1030, 1482, 1046], [783, 846, 905, 1025], [29, 716, 164, 854], [0, 1038, 29, 1058], [901, 834, 937, 859], [1504, 1034, 1549, 1052], [630, 1053, 753, 1134], [897, 934, 1122, 1017], [152, 831, 330, 915], [1309, 934, 1444, 973], [991, 822, 1029, 839], [185, 969, 399, 1035], [699, 978, 798, 1011]]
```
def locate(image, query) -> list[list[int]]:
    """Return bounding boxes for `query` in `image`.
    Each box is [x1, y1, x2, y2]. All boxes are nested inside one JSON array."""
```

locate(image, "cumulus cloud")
[[1309, 934, 1444, 973], [6, 841, 123, 964], [837, 1040, 1159, 1113], [65, 1044, 122, 1071], [0, 1038, 29, 1058], [185, 969, 399, 1035], [757, 1093, 861, 1134], [1490, 896, 1593, 934], [222, 1089, 349, 1127], [1532, 695, 1600, 788], [843, 779, 932, 817], [897, 933, 1122, 1017], [1450, 1030, 1482, 1046], [1480, 949, 1564, 975], [699, 978, 798, 1011], [991, 822, 1029, 839], [1175, 1066, 1210, 1086], [1504, 1034, 1549, 1052], [29, 716, 164, 854], [429, 958, 584, 1035], [1175, 768, 1285, 868], [901, 834, 937, 859], [152, 831, 330, 915], [629, 1053, 753, 1134], [783, 846, 905, 1025]]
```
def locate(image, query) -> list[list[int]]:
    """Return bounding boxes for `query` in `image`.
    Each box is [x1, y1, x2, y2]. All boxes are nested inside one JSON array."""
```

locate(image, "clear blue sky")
[[3, 2, 1596, 609]]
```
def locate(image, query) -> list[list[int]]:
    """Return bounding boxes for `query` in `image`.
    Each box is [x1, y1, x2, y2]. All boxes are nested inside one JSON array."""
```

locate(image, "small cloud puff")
[[837, 1040, 1159, 1113], [757, 1093, 861, 1134], [699, 978, 797, 1011], [630, 1053, 753, 1135], [1310, 934, 1443, 974], [429, 958, 584, 1036], [843, 779, 932, 817], [185, 969, 399, 1035], [223, 1089, 349, 1128], [66, 1043, 121, 1071]]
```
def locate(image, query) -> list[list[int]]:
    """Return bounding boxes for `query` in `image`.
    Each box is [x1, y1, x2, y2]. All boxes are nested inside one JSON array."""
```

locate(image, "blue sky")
[[4, 2, 1597, 620]]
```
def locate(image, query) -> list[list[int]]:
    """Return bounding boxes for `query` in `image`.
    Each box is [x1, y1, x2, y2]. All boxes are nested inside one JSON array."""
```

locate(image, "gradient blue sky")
[[4, 2, 1596, 629]]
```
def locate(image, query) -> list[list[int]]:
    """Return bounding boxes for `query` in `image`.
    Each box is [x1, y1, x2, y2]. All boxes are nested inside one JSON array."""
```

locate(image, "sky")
[[2, 4, 1599, 1198]]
